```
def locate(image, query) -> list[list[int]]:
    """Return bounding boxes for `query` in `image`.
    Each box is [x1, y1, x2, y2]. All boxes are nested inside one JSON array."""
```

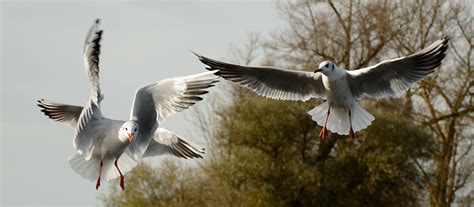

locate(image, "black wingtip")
[[191, 51, 219, 73], [37, 99, 46, 105], [189, 50, 202, 59], [441, 36, 450, 45], [440, 37, 449, 53], [204, 67, 219, 72]]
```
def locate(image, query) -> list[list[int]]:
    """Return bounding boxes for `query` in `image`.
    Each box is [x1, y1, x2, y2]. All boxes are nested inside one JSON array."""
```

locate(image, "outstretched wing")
[[143, 128, 204, 159], [128, 71, 218, 159], [194, 53, 326, 101], [347, 37, 449, 99], [37, 99, 83, 128], [73, 19, 105, 156]]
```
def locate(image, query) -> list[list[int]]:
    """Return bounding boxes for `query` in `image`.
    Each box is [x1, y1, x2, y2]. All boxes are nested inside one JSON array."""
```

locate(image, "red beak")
[[314, 69, 322, 73], [127, 133, 134, 142]]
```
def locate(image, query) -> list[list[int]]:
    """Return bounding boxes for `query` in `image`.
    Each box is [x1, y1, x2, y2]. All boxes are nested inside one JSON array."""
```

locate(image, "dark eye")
[[134, 128, 137, 132], [125, 128, 128, 130]]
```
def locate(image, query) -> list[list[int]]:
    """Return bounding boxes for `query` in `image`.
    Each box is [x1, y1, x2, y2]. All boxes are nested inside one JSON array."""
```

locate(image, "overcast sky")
[[1, 1, 281, 205]]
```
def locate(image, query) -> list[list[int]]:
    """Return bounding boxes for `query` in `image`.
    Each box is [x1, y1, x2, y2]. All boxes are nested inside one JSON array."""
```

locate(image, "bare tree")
[[397, 1, 474, 206], [263, 0, 473, 206]]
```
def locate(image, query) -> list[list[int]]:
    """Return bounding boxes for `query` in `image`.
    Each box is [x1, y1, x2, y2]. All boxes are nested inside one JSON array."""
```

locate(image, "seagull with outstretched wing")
[[38, 19, 218, 190], [194, 37, 449, 139]]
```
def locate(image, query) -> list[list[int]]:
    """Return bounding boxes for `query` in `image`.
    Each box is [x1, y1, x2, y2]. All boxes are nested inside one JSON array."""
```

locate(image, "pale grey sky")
[[1, 1, 281, 205]]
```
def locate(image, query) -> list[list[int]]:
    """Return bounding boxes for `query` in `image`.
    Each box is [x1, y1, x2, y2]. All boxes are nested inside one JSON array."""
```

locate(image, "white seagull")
[[37, 19, 218, 190], [194, 37, 449, 139]]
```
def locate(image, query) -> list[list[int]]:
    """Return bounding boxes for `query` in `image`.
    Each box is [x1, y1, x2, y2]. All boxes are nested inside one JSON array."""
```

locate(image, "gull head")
[[314, 61, 335, 74], [314, 61, 344, 79], [119, 121, 139, 143]]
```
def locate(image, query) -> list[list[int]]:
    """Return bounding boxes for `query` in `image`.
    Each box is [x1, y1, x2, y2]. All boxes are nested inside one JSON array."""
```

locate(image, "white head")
[[314, 61, 336, 75], [119, 121, 138, 143]]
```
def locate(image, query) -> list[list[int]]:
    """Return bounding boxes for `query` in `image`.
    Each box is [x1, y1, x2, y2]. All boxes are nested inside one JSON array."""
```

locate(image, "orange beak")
[[314, 68, 322, 73], [127, 133, 134, 142]]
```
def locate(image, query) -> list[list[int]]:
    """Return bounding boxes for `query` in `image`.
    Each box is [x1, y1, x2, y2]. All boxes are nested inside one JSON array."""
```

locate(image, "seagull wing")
[[195, 53, 326, 101], [347, 37, 449, 99], [143, 128, 204, 159], [128, 71, 218, 158], [37, 99, 83, 128], [73, 19, 105, 156]]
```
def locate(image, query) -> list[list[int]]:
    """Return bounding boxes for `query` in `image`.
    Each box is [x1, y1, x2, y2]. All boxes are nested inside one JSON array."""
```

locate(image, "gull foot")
[[120, 176, 125, 191], [349, 128, 355, 140], [319, 126, 329, 139], [96, 178, 101, 190]]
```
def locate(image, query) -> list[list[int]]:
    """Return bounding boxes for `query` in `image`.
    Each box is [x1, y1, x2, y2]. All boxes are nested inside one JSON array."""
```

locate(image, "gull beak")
[[314, 68, 322, 73], [127, 133, 134, 142]]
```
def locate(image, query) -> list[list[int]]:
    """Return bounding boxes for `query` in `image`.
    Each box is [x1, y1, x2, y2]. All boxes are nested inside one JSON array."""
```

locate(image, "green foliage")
[[101, 161, 184, 207], [206, 92, 434, 206]]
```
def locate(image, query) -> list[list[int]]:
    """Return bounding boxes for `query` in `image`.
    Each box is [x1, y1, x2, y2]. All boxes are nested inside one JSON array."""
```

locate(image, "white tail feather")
[[69, 153, 100, 181], [69, 150, 137, 182], [308, 102, 374, 135]]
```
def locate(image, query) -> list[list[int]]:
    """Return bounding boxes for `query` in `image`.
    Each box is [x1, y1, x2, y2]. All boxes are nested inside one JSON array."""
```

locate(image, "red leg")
[[319, 107, 330, 139], [348, 109, 355, 140], [96, 160, 103, 190], [114, 158, 125, 191]]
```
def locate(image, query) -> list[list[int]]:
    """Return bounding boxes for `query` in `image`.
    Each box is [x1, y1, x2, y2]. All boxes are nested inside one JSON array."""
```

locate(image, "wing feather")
[[74, 19, 105, 154], [128, 71, 217, 158], [143, 128, 204, 159], [347, 37, 449, 99], [37, 99, 83, 128], [194, 53, 326, 101]]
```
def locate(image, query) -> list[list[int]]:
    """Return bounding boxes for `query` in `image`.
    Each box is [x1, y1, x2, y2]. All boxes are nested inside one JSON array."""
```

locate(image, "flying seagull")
[[37, 19, 218, 190], [194, 37, 449, 139]]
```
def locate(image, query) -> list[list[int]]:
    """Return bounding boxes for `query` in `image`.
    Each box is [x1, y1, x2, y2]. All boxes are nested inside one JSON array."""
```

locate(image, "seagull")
[[37, 19, 218, 190], [194, 37, 449, 140]]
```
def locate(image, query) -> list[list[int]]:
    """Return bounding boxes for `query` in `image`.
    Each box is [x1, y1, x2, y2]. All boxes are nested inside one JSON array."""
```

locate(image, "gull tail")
[[68, 150, 137, 182], [68, 153, 100, 182], [308, 102, 375, 135]]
